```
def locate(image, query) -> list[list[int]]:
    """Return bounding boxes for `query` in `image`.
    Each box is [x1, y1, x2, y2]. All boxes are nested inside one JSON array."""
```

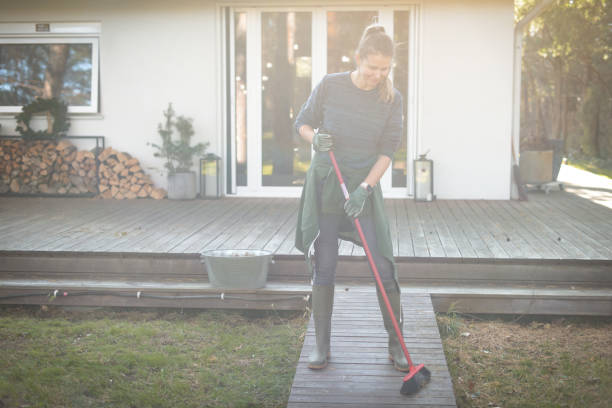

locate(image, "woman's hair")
[[356, 23, 395, 103]]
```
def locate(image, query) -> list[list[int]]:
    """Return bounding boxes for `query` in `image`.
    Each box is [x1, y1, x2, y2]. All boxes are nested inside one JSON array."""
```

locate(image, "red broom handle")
[[328, 151, 414, 368]]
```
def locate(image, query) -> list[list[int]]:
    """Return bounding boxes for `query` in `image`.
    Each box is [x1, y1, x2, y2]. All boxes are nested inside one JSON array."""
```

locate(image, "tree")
[[517, 0, 611, 159]]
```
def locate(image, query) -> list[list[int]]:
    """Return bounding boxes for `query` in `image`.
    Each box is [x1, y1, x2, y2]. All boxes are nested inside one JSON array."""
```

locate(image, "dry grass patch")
[[437, 313, 612, 408]]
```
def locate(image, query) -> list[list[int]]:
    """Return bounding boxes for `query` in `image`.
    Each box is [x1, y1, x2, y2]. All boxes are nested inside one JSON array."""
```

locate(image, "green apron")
[[295, 153, 400, 291]]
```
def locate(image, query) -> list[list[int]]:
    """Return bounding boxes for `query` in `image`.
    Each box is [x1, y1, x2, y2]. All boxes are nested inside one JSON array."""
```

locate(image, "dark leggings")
[[313, 213, 395, 287]]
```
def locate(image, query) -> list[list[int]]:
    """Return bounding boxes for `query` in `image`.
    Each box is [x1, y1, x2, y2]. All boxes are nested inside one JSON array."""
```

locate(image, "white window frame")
[[217, 4, 420, 198], [0, 22, 100, 114]]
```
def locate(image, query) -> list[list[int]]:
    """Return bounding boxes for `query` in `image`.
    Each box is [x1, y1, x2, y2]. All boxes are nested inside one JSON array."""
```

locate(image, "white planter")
[[519, 150, 553, 184], [167, 171, 197, 200]]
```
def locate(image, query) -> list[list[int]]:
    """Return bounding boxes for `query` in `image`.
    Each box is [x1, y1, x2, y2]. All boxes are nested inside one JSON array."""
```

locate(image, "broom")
[[328, 150, 431, 396]]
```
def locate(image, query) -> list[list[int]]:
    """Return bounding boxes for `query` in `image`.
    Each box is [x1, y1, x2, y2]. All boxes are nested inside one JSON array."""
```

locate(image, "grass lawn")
[[437, 312, 612, 408], [565, 156, 612, 179], [2, 305, 611, 408], [0, 305, 308, 408]]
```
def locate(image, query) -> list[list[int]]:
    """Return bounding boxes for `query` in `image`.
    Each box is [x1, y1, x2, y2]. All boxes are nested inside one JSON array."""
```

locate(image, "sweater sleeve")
[[294, 75, 327, 135], [377, 91, 403, 159]]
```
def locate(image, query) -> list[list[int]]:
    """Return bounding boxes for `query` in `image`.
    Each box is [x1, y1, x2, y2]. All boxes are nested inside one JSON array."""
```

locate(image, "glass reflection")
[[235, 13, 247, 186], [0, 43, 92, 106], [261, 12, 312, 187], [393, 11, 410, 188], [327, 11, 377, 74]]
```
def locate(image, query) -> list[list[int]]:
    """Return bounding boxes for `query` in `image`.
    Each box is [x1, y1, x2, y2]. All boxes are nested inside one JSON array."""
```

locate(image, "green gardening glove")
[[312, 130, 334, 152], [344, 185, 370, 218]]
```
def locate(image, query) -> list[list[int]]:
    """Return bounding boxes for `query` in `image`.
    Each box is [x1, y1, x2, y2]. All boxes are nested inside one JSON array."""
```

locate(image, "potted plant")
[[149, 103, 208, 199]]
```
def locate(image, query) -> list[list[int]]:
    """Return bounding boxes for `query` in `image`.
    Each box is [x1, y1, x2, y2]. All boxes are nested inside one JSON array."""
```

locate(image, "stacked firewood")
[[0, 139, 166, 199], [98, 147, 166, 200], [0, 139, 98, 195]]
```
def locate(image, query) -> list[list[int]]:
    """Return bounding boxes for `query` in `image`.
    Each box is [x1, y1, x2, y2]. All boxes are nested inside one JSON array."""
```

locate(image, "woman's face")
[[356, 53, 392, 89]]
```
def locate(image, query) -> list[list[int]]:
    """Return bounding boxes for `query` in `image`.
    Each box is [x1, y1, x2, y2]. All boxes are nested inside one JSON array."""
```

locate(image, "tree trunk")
[[521, 64, 531, 140], [537, 93, 548, 141], [560, 84, 569, 154], [601, 93, 612, 160], [579, 62, 601, 157], [594, 95, 601, 158], [44, 44, 69, 98], [551, 57, 562, 141]]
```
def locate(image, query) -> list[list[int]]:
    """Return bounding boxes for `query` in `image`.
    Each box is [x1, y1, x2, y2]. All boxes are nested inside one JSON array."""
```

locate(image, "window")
[[0, 22, 100, 113]]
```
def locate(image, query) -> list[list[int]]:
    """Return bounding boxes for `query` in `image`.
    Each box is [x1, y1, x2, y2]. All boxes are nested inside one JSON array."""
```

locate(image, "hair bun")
[[365, 25, 385, 37]]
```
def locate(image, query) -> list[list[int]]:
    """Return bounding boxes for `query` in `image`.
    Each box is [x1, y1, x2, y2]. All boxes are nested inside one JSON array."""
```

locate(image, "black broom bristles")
[[400, 366, 431, 395]]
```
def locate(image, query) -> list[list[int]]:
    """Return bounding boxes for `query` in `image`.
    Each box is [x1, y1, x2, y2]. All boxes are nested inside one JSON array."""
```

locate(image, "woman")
[[294, 23, 408, 371]]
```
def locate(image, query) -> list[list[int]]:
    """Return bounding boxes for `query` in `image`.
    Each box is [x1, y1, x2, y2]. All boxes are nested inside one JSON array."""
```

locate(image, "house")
[[1, 0, 515, 200]]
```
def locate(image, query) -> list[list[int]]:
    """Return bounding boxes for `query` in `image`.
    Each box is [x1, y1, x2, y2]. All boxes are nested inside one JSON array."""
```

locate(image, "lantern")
[[200, 154, 222, 199], [413, 152, 434, 201]]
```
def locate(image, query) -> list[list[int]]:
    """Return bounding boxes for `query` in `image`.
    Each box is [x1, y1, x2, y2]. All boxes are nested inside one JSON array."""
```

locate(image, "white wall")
[[0, 0, 515, 199], [0, 0, 219, 191], [420, 0, 514, 199]]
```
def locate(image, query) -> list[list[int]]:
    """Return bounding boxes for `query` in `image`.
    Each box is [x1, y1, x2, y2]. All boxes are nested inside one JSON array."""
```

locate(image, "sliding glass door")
[[225, 6, 418, 197], [261, 12, 312, 187]]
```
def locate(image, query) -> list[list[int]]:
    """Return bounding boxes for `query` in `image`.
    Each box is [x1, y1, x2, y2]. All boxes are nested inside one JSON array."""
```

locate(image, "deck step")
[[0, 280, 309, 311], [0, 280, 610, 315], [2, 251, 611, 288], [419, 285, 612, 316]]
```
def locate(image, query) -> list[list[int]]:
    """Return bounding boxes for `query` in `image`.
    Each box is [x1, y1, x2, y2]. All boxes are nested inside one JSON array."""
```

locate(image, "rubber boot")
[[308, 284, 334, 369], [376, 283, 410, 372]]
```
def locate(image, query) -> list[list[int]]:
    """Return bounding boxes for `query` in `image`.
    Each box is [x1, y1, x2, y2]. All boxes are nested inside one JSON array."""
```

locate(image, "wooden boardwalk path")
[[288, 288, 456, 407]]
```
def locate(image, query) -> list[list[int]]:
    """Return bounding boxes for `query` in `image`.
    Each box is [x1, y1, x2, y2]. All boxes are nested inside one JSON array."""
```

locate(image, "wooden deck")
[[0, 189, 611, 315], [288, 287, 456, 407], [0, 188, 611, 260]]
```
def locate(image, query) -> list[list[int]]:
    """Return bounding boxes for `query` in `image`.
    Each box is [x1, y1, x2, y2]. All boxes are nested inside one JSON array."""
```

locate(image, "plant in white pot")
[[149, 103, 208, 199]]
